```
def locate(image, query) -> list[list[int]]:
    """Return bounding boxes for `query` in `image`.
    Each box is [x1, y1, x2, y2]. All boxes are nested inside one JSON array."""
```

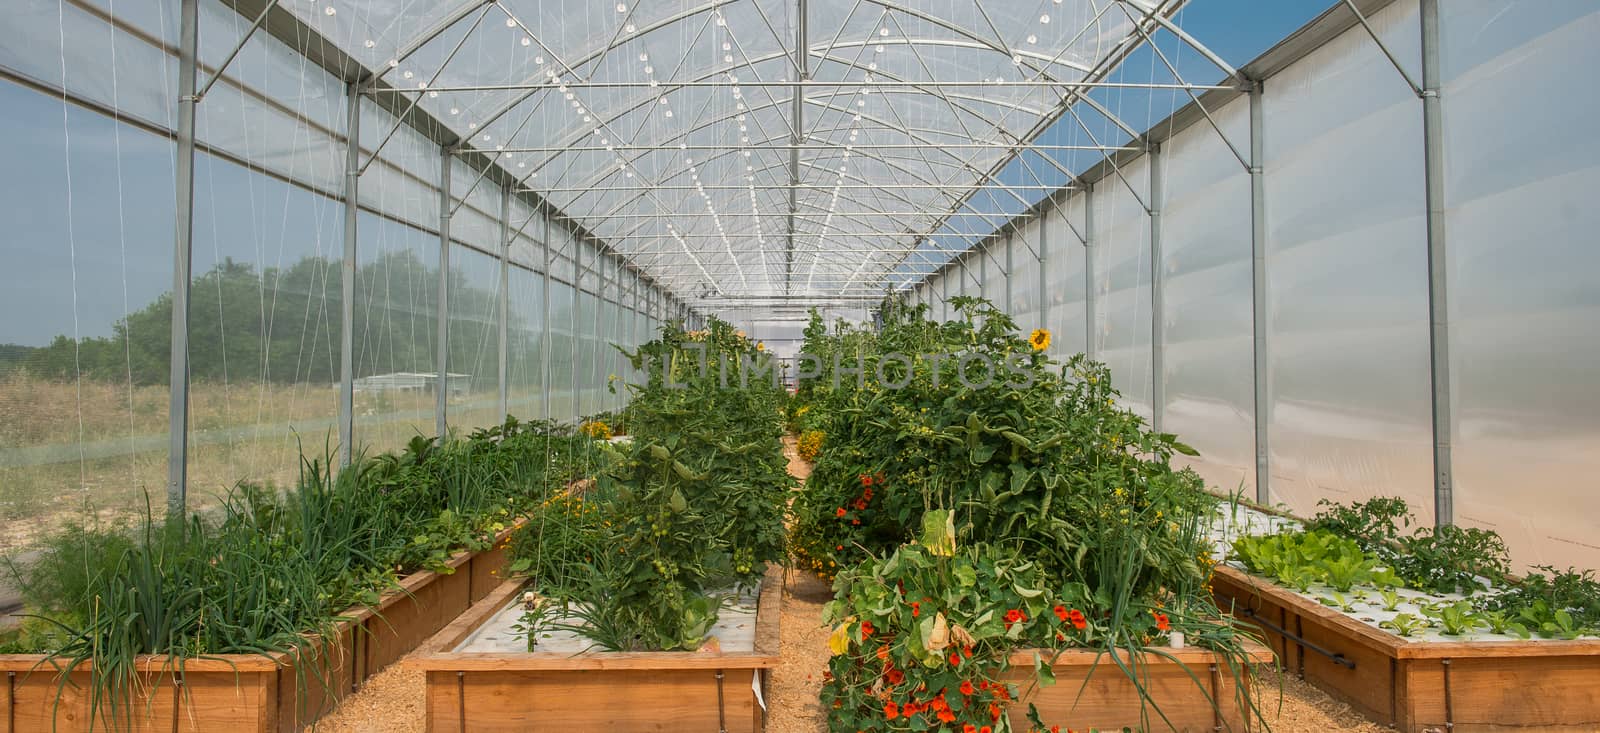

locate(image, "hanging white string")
[[55, 0, 87, 497]]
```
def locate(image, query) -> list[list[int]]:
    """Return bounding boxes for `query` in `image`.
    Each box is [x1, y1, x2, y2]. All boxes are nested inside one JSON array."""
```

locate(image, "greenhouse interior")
[[0, 0, 1596, 731]]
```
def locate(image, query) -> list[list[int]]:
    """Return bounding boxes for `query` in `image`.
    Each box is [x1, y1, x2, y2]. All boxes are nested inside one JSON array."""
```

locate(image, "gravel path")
[[308, 438, 1389, 732]]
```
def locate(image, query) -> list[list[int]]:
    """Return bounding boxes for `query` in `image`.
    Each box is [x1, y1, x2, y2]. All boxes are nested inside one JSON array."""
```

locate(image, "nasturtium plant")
[[800, 298, 1265, 730]]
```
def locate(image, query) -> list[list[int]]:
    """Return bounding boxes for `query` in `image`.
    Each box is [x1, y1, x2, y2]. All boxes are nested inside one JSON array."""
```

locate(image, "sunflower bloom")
[[1029, 328, 1051, 351]]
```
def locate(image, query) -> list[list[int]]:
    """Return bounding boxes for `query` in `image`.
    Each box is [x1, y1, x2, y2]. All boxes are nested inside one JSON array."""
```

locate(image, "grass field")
[[0, 374, 619, 554]]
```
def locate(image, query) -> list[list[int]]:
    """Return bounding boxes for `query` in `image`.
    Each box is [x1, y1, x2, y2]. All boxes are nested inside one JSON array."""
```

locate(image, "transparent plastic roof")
[[288, 0, 1202, 305]]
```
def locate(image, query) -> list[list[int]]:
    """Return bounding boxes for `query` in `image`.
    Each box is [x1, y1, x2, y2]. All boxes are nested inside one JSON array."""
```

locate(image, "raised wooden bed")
[[1214, 564, 1600, 732], [998, 642, 1273, 732], [0, 521, 522, 733], [414, 564, 784, 733]]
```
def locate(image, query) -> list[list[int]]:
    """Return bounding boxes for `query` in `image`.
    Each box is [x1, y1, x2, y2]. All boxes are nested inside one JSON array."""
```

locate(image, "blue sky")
[[0, 0, 1339, 345], [915, 0, 1336, 276]]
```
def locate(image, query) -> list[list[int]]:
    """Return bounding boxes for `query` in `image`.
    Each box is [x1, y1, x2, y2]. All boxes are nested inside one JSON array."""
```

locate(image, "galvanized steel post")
[[338, 82, 361, 468], [168, 0, 199, 518], [1249, 82, 1270, 505], [436, 147, 452, 440], [497, 185, 511, 422], [1150, 144, 1165, 433], [1420, 0, 1452, 526], [1084, 185, 1097, 361]]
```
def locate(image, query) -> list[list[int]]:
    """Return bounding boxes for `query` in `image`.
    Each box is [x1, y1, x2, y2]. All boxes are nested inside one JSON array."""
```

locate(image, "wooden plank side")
[[177, 671, 273, 733], [413, 652, 779, 672], [1401, 655, 1600, 732], [1003, 656, 1254, 732], [463, 520, 524, 606], [1393, 637, 1600, 660], [467, 546, 504, 605], [4, 667, 13, 733], [1295, 610, 1397, 726], [275, 625, 358, 733], [421, 579, 528, 655], [448, 669, 757, 733], [0, 655, 279, 674], [11, 669, 177, 733], [1004, 643, 1274, 669], [424, 671, 463, 733], [754, 564, 785, 658], [367, 565, 473, 674], [1213, 569, 1293, 669]]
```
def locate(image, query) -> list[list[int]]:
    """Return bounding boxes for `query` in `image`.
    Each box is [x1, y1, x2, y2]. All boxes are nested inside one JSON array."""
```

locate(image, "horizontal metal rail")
[[475, 144, 1132, 154], [521, 184, 1067, 192], [368, 80, 1238, 93]]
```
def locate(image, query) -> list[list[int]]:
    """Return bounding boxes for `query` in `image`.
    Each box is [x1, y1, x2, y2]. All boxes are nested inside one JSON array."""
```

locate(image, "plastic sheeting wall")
[[1050, 195, 1090, 365], [0, 0, 669, 544], [1094, 158, 1154, 421], [1159, 98, 1254, 496], [1263, 0, 1435, 526], [909, 0, 1598, 570], [1440, 1, 1600, 569]]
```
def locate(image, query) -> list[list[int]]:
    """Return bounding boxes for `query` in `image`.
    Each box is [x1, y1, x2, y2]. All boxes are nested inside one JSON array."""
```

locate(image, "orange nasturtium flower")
[[1154, 611, 1171, 632], [884, 701, 899, 720]]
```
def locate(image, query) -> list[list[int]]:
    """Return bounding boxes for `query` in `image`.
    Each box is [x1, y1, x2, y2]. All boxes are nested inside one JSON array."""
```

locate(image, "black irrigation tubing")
[[1238, 607, 1356, 670]]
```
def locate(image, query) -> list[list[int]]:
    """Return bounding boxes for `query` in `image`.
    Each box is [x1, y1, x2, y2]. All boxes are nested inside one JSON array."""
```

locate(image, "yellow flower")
[[1029, 328, 1051, 351], [756, 341, 765, 351]]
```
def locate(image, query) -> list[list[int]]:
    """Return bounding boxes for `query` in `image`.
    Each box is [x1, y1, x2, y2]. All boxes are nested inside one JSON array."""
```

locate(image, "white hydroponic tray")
[[453, 580, 762, 654], [1203, 499, 1593, 643]]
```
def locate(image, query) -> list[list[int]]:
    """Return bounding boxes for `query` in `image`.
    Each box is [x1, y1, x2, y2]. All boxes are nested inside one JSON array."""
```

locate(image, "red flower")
[[884, 701, 899, 720], [961, 645, 972, 659], [960, 680, 975, 696], [860, 474, 873, 487], [853, 498, 867, 510], [851, 519, 861, 525], [1003, 608, 1024, 629], [964, 725, 978, 733], [902, 702, 919, 716], [1055, 631, 1065, 642], [863, 487, 874, 500], [1154, 611, 1171, 632], [835, 544, 844, 551], [876, 645, 890, 661], [989, 703, 1002, 721], [1068, 609, 1087, 630], [948, 651, 960, 666], [860, 620, 875, 636], [875, 472, 886, 484], [835, 507, 847, 517], [995, 685, 1010, 701], [1053, 605, 1069, 622], [937, 709, 956, 723], [886, 668, 904, 685], [981, 727, 992, 733], [910, 601, 920, 617]]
